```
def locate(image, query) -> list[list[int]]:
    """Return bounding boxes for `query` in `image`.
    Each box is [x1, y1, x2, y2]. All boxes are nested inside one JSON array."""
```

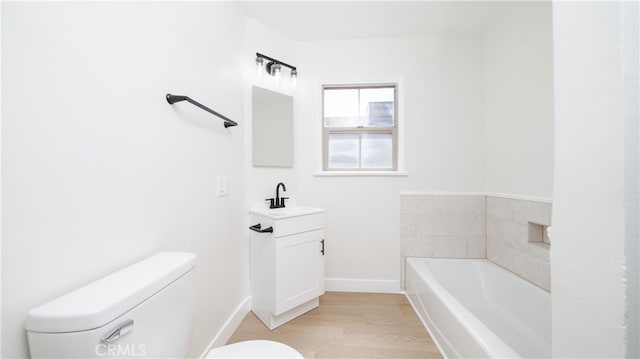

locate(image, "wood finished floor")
[[227, 292, 443, 359]]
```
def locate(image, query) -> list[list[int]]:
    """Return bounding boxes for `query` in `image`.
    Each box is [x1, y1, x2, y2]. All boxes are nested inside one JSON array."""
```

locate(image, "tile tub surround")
[[401, 195, 487, 258], [486, 196, 552, 290], [400, 194, 552, 291]]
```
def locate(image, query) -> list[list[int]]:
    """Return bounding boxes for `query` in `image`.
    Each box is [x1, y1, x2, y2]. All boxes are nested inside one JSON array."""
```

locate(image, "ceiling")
[[239, 1, 515, 41]]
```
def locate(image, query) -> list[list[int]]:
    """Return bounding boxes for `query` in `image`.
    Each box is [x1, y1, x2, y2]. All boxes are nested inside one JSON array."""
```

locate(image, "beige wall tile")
[[528, 221, 544, 243], [487, 239, 514, 270], [538, 258, 551, 290], [400, 214, 419, 236], [400, 196, 418, 214], [486, 216, 501, 238], [432, 236, 467, 258], [417, 214, 452, 236], [401, 194, 551, 291], [400, 195, 432, 215], [485, 196, 551, 291], [510, 223, 530, 250], [527, 242, 550, 260], [526, 201, 552, 225], [486, 196, 501, 218], [401, 195, 487, 259], [400, 235, 433, 257], [512, 252, 550, 290], [450, 214, 485, 236], [468, 196, 487, 215], [466, 235, 486, 258]]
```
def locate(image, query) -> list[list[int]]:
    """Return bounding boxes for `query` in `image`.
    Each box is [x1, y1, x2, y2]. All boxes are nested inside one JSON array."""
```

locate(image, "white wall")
[[295, 35, 485, 287], [0, 2, 3, 355], [551, 1, 639, 357], [2, 3, 248, 357], [243, 18, 299, 211], [289, 4, 555, 288], [484, 2, 554, 199], [623, 4, 640, 357]]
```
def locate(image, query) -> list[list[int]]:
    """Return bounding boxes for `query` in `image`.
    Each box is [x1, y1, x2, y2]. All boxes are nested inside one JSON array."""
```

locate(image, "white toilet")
[[25, 252, 303, 358]]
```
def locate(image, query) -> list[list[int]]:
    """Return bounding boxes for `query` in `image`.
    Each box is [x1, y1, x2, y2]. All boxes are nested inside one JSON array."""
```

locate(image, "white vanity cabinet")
[[249, 208, 325, 330]]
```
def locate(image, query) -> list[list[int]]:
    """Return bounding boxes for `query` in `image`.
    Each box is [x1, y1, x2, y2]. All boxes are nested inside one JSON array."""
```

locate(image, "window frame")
[[322, 83, 399, 172]]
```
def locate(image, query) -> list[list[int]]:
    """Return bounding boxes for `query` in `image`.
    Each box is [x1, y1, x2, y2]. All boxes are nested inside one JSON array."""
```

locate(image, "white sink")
[[251, 206, 323, 219]]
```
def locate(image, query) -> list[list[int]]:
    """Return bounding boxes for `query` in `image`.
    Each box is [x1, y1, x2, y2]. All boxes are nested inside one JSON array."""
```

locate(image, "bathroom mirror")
[[252, 86, 293, 167]]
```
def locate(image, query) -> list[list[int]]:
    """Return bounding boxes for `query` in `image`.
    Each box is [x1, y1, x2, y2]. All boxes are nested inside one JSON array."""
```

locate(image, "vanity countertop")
[[250, 206, 323, 220]]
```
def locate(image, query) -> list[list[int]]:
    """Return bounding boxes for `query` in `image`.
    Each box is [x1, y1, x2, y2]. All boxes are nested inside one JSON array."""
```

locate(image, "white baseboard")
[[325, 278, 401, 293], [198, 296, 251, 358]]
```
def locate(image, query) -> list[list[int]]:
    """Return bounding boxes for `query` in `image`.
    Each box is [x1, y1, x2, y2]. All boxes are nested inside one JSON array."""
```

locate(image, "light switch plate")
[[217, 176, 229, 196]]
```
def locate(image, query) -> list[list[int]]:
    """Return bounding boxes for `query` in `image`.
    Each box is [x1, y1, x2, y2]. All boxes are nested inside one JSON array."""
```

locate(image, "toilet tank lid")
[[25, 252, 196, 333]]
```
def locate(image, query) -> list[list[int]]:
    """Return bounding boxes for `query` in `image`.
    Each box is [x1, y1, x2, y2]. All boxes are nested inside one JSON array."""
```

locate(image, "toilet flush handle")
[[101, 319, 134, 343]]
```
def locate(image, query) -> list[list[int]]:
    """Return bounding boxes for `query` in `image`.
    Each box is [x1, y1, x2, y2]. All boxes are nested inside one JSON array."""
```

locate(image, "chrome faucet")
[[265, 182, 288, 209]]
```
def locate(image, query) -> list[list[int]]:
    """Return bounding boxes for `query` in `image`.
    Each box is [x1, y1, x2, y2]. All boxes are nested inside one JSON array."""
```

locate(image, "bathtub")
[[405, 258, 550, 358]]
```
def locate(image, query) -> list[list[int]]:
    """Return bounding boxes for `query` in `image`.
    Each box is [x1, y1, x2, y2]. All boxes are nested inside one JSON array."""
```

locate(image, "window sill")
[[313, 170, 408, 177]]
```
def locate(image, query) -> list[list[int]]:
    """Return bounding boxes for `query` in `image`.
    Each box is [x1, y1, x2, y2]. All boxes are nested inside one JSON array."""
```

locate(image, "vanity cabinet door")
[[274, 229, 325, 315]]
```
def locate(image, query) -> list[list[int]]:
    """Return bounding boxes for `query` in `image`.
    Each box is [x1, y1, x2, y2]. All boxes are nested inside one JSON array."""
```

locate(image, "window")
[[322, 84, 398, 171]]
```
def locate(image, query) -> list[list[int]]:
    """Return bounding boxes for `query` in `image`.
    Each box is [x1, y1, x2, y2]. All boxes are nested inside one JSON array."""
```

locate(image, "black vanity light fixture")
[[166, 94, 238, 128], [255, 52, 297, 81]]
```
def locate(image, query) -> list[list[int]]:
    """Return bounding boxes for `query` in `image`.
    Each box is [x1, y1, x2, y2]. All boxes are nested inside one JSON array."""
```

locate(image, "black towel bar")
[[166, 93, 238, 128]]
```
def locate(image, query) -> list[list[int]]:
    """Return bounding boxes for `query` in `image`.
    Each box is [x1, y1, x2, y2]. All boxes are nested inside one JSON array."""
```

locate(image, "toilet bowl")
[[206, 340, 303, 358], [25, 252, 303, 358]]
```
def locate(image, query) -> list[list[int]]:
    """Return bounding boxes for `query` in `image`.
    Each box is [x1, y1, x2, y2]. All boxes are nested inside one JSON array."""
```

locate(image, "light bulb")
[[290, 69, 297, 88], [255, 57, 264, 79]]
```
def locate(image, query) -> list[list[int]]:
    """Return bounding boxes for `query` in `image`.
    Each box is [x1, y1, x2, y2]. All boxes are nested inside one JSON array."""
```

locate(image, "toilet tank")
[[25, 252, 196, 358]]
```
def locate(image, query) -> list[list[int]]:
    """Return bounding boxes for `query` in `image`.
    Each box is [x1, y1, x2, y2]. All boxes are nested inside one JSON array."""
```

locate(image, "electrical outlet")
[[217, 176, 229, 197]]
